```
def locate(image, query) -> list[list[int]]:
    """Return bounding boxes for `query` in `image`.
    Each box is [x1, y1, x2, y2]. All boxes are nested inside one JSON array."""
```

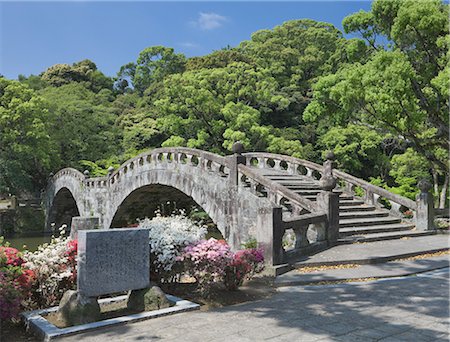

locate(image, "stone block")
[[127, 285, 174, 312], [56, 290, 101, 326], [77, 228, 150, 297], [70, 216, 100, 240]]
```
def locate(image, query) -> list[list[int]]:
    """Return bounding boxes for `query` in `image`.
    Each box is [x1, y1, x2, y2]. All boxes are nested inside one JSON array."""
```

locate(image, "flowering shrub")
[[178, 238, 233, 294], [23, 226, 77, 309], [179, 239, 265, 294], [0, 240, 35, 320], [138, 212, 207, 282], [224, 248, 264, 290]]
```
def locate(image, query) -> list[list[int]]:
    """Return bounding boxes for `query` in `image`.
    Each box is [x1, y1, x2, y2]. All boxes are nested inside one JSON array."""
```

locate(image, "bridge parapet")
[[52, 168, 85, 182], [82, 147, 231, 188], [242, 152, 418, 220]]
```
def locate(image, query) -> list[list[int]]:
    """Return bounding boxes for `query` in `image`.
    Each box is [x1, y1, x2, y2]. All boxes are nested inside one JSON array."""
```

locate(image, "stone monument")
[[56, 228, 171, 325], [77, 228, 150, 296]]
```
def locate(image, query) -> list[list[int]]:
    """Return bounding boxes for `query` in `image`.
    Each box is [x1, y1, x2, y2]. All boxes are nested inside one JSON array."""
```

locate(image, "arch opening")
[[48, 188, 80, 230], [110, 185, 223, 239]]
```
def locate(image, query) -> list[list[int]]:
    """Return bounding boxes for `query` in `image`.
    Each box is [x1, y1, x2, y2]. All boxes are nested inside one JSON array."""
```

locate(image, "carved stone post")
[[256, 206, 284, 266], [107, 166, 115, 177], [70, 216, 100, 240], [316, 152, 340, 244], [415, 179, 435, 231], [227, 141, 246, 186], [226, 142, 247, 251]]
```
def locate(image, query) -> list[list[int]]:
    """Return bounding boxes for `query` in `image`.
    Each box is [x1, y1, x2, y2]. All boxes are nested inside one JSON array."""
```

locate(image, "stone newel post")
[[316, 152, 340, 244], [225, 142, 247, 251], [415, 179, 435, 231], [227, 141, 246, 186]]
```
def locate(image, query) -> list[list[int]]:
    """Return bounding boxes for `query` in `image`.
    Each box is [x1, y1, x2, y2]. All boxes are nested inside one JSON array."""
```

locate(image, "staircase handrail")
[[238, 164, 318, 213], [242, 152, 417, 211]]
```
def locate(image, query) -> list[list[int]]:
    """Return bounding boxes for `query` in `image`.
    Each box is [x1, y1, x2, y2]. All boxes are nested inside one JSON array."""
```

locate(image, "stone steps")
[[339, 216, 402, 228], [250, 167, 432, 250], [337, 230, 436, 244], [339, 223, 416, 236], [339, 205, 377, 212], [339, 210, 390, 220], [339, 200, 366, 206]]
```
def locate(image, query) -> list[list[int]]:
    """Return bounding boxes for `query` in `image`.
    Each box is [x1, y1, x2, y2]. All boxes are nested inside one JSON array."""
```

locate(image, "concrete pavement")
[[59, 268, 449, 342]]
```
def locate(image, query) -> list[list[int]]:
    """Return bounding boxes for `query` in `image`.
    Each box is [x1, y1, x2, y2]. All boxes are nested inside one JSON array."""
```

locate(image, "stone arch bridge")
[[45, 147, 436, 267]]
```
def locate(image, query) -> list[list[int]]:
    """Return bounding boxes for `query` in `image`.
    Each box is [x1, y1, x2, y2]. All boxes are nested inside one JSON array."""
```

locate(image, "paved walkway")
[[292, 235, 450, 266], [61, 268, 449, 342], [275, 254, 449, 286]]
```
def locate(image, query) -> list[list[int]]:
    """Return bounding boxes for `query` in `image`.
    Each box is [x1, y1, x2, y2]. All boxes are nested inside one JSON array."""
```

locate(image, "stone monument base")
[[127, 285, 174, 312], [56, 290, 101, 326]]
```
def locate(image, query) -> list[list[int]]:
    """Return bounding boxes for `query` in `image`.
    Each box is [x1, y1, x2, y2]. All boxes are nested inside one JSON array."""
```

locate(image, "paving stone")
[[57, 268, 449, 342], [276, 255, 449, 286], [317, 322, 361, 336]]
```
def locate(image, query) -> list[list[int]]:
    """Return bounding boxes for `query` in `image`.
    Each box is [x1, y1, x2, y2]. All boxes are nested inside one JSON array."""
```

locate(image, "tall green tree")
[[41, 60, 113, 92], [117, 46, 186, 94], [304, 0, 449, 207], [0, 79, 54, 194], [40, 83, 121, 169]]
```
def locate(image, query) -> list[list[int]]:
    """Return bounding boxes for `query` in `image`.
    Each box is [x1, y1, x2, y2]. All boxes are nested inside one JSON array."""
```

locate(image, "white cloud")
[[191, 12, 227, 30], [179, 42, 199, 48]]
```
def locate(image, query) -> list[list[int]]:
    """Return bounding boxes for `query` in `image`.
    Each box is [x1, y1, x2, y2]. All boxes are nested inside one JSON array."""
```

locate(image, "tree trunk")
[[439, 174, 449, 209], [432, 170, 439, 207]]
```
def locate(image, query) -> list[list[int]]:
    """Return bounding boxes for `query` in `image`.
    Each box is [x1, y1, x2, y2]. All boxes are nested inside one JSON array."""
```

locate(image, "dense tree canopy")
[[4, 0, 448, 208], [304, 0, 449, 207], [0, 79, 54, 194]]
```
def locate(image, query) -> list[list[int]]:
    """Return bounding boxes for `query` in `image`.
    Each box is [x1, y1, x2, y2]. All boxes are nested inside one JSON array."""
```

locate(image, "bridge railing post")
[[227, 141, 246, 186], [256, 206, 284, 266], [415, 179, 435, 230], [316, 152, 340, 244]]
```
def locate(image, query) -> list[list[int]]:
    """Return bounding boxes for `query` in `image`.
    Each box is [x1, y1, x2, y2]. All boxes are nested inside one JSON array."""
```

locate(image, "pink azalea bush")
[[179, 238, 264, 294], [224, 248, 264, 291], [0, 240, 35, 320], [178, 238, 233, 294]]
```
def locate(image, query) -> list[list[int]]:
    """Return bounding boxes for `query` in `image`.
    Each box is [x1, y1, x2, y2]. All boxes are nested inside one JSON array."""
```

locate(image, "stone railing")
[[82, 147, 230, 188], [242, 152, 418, 216], [237, 164, 317, 213], [51, 168, 85, 182], [234, 150, 336, 264]]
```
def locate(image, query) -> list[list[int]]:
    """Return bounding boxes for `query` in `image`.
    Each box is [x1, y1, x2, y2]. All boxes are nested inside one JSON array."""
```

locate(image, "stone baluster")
[[288, 163, 297, 175], [306, 167, 313, 178], [365, 189, 374, 205], [294, 226, 310, 248], [257, 157, 265, 168], [344, 181, 354, 194], [316, 151, 340, 244], [389, 200, 402, 218], [274, 159, 282, 170], [415, 179, 435, 230], [373, 193, 381, 208], [107, 166, 114, 177]]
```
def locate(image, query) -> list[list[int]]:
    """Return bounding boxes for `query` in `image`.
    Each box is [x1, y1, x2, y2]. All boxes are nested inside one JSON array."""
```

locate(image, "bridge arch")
[[44, 168, 87, 230], [103, 151, 233, 240]]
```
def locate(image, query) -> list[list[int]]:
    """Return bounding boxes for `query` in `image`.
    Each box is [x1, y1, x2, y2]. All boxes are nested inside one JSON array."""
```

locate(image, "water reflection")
[[3, 235, 52, 252]]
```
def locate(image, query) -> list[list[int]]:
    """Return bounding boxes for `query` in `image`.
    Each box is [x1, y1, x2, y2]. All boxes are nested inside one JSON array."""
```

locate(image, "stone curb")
[[21, 294, 199, 341], [274, 255, 449, 287]]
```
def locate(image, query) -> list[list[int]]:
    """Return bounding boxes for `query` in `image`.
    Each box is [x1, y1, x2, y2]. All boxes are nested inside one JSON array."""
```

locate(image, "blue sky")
[[0, 1, 372, 79]]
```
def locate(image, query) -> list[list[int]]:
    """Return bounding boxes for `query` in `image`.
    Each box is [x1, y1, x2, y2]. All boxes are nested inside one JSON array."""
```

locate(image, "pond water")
[[3, 235, 52, 252]]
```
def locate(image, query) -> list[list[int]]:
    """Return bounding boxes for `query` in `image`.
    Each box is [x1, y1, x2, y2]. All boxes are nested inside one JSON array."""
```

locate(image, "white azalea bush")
[[23, 226, 77, 309], [138, 212, 207, 282]]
